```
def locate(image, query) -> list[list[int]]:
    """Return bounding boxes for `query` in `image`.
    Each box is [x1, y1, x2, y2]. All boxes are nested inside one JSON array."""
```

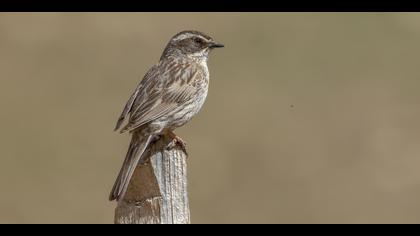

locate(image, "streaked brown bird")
[[109, 30, 224, 201]]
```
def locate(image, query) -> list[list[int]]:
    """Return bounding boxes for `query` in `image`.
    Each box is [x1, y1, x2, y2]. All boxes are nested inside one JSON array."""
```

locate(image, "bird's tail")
[[109, 132, 152, 201]]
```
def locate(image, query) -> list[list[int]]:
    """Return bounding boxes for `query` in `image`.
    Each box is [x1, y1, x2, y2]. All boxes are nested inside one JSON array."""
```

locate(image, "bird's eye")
[[194, 38, 202, 44]]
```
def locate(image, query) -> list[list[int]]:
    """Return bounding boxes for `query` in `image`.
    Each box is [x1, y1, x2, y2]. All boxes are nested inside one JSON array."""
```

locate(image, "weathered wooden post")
[[114, 134, 190, 224]]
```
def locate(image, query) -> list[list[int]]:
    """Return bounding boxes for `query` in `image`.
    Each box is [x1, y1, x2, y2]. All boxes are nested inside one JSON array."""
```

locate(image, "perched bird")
[[109, 30, 224, 201]]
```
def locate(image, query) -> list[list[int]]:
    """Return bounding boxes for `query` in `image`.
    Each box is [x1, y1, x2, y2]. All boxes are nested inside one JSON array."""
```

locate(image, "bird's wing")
[[114, 65, 160, 131], [114, 89, 139, 131], [119, 62, 201, 133]]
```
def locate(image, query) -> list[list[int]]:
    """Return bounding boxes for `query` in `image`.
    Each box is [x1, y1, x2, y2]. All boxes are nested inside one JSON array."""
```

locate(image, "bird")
[[109, 30, 224, 201]]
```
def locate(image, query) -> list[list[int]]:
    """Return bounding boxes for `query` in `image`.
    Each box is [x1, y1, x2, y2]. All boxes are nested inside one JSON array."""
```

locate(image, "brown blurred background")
[[1, 13, 420, 223]]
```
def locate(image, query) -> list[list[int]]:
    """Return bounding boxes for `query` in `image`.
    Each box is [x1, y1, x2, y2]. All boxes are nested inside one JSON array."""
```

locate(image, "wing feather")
[[119, 61, 200, 133], [114, 65, 159, 131], [114, 89, 139, 131]]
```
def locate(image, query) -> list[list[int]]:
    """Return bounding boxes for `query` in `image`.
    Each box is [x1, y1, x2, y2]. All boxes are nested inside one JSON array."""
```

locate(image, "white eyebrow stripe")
[[172, 33, 208, 42], [172, 33, 193, 41], [197, 35, 208, 41]]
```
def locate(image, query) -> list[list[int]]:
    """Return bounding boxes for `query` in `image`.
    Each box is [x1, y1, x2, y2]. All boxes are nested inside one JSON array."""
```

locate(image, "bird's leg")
[[167, 130, 188, 155]]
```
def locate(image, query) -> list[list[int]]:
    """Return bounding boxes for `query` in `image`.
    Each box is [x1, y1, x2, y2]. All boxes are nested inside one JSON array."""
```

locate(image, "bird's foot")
[[167, 131, 188, 156]]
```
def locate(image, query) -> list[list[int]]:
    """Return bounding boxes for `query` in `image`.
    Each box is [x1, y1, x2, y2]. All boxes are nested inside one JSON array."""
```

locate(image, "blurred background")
[[1, 13, 420, 223]]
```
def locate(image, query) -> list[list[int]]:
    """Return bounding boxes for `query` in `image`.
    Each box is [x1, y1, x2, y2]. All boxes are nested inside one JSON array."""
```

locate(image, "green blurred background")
[[1, 13, 420, 223]]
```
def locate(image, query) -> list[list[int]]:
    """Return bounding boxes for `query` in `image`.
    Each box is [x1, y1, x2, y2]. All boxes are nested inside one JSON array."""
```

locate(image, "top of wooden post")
[[114, 134, 190, 224]]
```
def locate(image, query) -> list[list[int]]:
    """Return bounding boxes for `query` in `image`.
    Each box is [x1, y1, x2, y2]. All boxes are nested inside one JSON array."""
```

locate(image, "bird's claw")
[[166, 134, 188, 156], [174, 136, 188, 155]]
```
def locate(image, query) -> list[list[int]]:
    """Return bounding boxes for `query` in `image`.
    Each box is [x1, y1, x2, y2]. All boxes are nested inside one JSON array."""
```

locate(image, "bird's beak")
[[208, 41, 224, 49]]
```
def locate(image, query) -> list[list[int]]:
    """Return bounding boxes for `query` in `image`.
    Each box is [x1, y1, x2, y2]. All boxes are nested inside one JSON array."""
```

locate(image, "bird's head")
[[162, 30, 224, 61]]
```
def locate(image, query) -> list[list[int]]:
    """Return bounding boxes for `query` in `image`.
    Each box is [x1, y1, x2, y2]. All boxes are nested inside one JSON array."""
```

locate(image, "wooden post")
[[114, 134, 190, 224]]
